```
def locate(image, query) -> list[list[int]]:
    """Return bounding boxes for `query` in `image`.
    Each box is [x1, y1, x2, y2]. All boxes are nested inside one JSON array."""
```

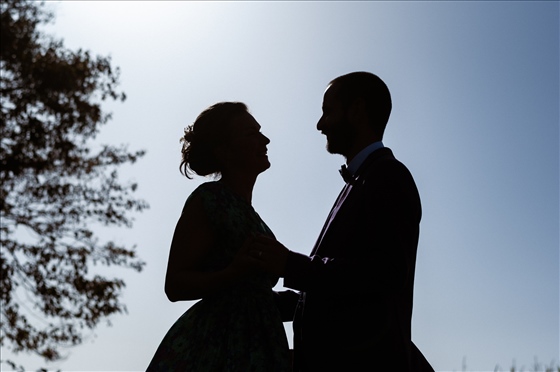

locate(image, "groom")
[[250, 71, 433, 371]]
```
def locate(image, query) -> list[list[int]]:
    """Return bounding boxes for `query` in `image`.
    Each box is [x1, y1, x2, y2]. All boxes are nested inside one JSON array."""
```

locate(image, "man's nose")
[[316, 116, 324, 132]]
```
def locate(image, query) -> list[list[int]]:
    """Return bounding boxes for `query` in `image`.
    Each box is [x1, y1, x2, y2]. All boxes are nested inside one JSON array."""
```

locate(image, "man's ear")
[[347, 97, 367, 124]]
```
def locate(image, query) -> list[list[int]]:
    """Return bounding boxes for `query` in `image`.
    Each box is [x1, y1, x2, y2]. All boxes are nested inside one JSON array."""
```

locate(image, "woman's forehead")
[[231, 112, 260, 129]]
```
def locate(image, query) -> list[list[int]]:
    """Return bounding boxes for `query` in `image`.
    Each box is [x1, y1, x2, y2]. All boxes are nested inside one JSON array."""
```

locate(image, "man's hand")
[[246, 235, 290, 277]]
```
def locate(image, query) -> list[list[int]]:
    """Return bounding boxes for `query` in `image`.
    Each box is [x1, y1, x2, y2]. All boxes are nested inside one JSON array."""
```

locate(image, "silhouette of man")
[[250, 71, 433, 371]]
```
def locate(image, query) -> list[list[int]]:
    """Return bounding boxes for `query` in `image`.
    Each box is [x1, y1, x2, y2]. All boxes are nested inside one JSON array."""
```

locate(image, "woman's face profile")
[[221, 112, 271, 176]]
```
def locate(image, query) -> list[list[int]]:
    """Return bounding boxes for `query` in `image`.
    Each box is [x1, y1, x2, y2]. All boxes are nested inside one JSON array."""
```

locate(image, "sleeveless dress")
[[146, 182, 291, 372]]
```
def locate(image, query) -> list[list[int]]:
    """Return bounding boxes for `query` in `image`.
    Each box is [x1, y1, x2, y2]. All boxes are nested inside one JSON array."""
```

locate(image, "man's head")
[[317, 71, 392, 159]]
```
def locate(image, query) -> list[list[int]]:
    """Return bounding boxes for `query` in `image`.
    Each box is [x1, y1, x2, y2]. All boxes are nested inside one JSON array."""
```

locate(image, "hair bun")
[[182, 124, 195, 143], [179, 102, 248, 179]]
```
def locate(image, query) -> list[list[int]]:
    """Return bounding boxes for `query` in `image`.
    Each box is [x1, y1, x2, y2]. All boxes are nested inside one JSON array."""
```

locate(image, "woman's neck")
[[219, 173, 257, 204]]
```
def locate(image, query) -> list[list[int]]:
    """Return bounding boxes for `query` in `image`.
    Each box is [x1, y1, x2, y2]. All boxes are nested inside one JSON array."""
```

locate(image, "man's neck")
[[345, 141, 384, 175], [345, 135, 383, 165]]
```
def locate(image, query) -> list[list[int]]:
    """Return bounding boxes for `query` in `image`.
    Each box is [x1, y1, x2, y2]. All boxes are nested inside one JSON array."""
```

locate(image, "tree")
[[0, 0, 148, 369]]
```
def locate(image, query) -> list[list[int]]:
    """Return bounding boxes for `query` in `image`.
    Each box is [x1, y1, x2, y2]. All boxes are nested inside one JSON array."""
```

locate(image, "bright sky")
[[6, 1, 559, 371]]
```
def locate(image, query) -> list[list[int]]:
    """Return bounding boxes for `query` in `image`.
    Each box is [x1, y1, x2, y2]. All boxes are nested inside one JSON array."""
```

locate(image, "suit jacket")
[[281, 147, 433, 371]]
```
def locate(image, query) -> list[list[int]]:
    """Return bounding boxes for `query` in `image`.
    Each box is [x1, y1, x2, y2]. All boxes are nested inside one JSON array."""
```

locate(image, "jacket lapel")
[[311, 182, 353, 256], [310, 147, 394, 256]]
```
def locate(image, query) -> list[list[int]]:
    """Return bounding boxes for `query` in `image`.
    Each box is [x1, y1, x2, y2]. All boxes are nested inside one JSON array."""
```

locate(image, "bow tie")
[[339, 165, 354, 184]]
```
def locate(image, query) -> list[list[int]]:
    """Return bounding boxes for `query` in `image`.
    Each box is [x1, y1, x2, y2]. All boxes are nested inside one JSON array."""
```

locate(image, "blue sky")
[[5, 1, 559, 371]]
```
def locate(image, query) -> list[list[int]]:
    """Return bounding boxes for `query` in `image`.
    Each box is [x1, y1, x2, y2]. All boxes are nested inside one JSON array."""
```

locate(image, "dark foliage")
[[1, 0, 148, 368]]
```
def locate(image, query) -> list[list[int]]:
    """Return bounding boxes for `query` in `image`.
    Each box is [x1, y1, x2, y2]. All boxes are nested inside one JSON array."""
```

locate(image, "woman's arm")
[[164, 193, 253, 301]]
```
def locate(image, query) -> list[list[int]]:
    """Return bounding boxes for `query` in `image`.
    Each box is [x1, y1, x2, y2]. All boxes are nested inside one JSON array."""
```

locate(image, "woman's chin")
[[258, 159, 271, 174]]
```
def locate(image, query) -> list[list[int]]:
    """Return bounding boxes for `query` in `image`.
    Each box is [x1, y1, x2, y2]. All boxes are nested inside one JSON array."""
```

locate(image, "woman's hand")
[[228, 236, 264, 276], [245, 235, 290, 277]]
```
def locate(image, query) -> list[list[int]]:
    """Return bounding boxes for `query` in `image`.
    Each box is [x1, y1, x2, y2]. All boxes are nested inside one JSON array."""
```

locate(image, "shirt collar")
[[346, 141, 384, 176]]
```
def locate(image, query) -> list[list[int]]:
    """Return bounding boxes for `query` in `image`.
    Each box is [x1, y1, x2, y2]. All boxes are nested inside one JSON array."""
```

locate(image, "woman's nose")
[[261, 133, 270, 144]]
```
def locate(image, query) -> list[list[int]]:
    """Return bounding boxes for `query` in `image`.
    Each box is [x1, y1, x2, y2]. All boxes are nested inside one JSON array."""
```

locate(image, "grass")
[[455, 356, 559, 372]]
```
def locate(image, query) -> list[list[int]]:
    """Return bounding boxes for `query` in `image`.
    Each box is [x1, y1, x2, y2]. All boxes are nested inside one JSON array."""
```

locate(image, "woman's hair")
[[180, 102, 249, 179]]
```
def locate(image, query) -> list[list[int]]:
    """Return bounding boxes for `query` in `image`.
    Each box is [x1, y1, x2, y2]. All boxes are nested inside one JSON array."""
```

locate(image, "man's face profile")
[[317, 84, 355, 156]]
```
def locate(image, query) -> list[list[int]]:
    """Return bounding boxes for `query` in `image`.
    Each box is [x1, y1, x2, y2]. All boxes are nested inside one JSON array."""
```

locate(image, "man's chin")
[[326, 143, 344, 156]]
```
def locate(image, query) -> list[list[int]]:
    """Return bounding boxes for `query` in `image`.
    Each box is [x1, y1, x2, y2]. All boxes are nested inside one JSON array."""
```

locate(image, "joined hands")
[[243, 235, 290, 277]]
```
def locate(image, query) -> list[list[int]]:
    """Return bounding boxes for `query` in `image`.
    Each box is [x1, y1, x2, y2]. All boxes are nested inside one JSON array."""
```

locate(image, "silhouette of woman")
[[146, 102, 291, 371]]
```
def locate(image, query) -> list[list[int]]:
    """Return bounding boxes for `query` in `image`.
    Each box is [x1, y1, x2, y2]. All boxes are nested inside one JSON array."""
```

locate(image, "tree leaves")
[[0, 0, 148, 369]]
